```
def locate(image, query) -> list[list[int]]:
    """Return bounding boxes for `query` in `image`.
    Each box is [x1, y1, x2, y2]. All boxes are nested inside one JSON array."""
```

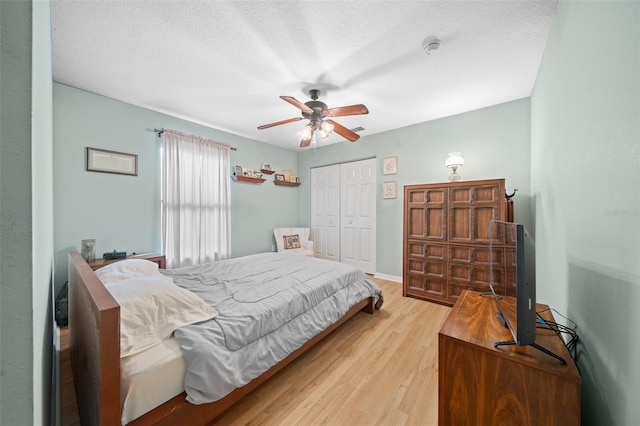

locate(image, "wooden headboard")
[[68, 251, 121, 425]]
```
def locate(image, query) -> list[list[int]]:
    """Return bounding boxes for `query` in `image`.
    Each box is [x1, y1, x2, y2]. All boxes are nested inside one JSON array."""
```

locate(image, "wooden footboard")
[[68, 251, 121, 425], [68, 251, 377, 425]]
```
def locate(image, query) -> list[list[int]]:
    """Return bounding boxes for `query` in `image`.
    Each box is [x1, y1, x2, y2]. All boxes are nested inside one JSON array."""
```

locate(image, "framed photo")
[[243, 168, 254, 177], [261, 163, 272, 171], [235, 165, 243, 176], [275, 174, 285, 182], [288, 175, 297, 182], [87, 147, 137, 176], [383, 181, 397, 199], [383, 156, 398, 175]]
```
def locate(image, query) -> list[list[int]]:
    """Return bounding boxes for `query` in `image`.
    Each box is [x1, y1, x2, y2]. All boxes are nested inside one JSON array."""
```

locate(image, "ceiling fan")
[[257, 89, 369, 147]]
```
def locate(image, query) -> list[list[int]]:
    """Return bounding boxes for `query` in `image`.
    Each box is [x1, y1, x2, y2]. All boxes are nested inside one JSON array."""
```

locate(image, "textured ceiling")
[[51, 0, 557, 151]]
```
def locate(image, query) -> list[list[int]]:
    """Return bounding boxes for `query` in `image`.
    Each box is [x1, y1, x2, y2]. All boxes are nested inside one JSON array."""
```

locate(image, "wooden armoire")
[[402, 178, 513, 306]]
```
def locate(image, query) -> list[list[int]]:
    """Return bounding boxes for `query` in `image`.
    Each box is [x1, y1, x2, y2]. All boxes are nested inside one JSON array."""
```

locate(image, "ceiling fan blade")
[[300, 128, 315, 147], [327, 120, 360, 142], [257, 117, 303, 130], [300, 138, 312, 148], [326, 104, 369, 117], [280, 96, 313, 113]]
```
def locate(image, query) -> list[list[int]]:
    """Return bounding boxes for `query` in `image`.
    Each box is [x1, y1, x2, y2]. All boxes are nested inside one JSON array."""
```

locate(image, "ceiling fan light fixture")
[[297, 124, 313, 141], [319, 120, 334, 138]]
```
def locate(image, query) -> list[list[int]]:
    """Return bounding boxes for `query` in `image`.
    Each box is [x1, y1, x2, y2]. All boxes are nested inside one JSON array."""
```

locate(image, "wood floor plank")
[[61, 278, 451, 425]]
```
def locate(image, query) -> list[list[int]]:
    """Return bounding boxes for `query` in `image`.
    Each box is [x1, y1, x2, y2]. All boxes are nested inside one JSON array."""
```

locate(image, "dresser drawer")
[[407, 241, 447, 261], [406, 273, 447, 299], [449, 245, 505, 265]]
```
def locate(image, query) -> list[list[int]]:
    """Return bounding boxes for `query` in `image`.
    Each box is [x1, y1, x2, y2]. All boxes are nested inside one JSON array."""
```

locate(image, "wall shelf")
[[260, 169, 275, 175], [233, 175, 266, 184], [274, 180, 300, 187]]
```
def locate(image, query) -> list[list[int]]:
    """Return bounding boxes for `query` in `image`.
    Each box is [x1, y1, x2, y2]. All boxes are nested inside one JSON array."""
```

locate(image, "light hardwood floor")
[[61, 278, 451, 425]]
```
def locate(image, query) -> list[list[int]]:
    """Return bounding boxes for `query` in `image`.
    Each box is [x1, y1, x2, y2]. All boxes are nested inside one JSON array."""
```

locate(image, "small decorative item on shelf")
[[260, 163, 275, 174], [274, 173, 300, 187], [232, 165, 266, 183], [282, 170, 292, 181]]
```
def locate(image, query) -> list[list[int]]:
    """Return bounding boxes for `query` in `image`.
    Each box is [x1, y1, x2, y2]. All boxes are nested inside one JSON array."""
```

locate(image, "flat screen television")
[[488, 220, 565, 363]]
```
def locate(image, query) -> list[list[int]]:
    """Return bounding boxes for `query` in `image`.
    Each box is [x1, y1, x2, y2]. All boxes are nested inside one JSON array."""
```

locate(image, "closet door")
[[310, 164, 340, 261], [340, 158, 377, 274], [310, 158, 377, 274]]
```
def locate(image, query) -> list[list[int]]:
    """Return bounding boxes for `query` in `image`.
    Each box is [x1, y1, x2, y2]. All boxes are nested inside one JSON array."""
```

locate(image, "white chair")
[[273, 228, 315, 257]]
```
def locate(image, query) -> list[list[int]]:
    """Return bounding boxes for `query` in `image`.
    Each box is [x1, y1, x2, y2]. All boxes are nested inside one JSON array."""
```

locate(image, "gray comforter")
[[161, 252, 383, 404]]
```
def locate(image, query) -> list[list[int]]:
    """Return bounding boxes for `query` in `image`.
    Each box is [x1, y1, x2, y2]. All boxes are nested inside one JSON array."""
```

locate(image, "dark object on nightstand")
[[55, 281, 69, 327], [103, 250, 127, 260]]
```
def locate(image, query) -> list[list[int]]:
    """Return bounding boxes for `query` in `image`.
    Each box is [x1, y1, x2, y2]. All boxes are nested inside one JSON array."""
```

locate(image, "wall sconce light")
[[445, 152, 464, 181]]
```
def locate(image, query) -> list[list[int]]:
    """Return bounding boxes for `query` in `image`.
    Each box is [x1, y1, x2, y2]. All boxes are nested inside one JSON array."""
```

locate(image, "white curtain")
[[161, 130, 231, 268]]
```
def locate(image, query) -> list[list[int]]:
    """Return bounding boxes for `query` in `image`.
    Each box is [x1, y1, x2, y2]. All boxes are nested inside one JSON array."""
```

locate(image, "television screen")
[[488, 220, 536, 346]]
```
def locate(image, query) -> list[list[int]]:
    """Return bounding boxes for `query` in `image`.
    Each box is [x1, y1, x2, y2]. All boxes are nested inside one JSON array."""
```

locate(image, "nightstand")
[[86, 253, 166, 270]]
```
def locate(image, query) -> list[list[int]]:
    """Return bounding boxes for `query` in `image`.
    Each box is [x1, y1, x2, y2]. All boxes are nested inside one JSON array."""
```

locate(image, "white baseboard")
[[373, 272, 402, 283]]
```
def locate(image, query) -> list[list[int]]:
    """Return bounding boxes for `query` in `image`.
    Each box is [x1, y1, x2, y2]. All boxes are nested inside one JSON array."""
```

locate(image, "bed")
[[68, 251, 382, 425]]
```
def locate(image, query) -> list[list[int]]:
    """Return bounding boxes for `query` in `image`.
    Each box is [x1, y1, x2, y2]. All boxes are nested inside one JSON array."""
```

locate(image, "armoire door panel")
[[426, 208, 446, 240], [408, 189, 427, 203], [475, 185, 500, 203], [408, 208, 425, 238], [474, 206, 500, 242], [424, 188, 446, 204], [450, 187, 473, 203], [449, 207, 472, 241]]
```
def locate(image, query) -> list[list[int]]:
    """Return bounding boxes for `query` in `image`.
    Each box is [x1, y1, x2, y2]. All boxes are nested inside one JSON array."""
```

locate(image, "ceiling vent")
[[351, 126, 365, 132]]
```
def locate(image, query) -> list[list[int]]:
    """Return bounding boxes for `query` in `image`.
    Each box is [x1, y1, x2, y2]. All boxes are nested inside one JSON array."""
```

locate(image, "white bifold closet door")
[[310, 158, 376, 274]]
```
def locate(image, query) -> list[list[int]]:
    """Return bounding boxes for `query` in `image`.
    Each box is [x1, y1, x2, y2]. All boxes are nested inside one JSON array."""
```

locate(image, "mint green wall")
[[1, 1, 53, 424], [531, 1, 640, 424], [297, 99, 531, 278], [53, 84, 297, 294], [53, 85, 530, 287]]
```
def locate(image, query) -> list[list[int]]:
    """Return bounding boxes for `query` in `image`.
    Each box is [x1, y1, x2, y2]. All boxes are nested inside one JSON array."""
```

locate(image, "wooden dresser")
[[402, 178, 511, 306], [438, 290, 580, 425]]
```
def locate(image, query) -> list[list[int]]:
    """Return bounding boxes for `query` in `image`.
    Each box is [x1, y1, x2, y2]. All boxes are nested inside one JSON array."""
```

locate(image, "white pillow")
[[95, 259, 161, 285], [107, 275, 218, 357]]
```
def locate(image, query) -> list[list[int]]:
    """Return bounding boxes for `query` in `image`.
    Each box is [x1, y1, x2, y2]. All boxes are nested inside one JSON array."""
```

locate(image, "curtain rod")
[[153, 128, 237, 151]]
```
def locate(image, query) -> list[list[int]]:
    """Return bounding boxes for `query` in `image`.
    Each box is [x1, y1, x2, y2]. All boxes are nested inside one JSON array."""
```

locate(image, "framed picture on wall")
[[86, 147, 138, 176], [275, 174, 285, 182], [383, 181, 397, 199], [383, 156, 398, 175]]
